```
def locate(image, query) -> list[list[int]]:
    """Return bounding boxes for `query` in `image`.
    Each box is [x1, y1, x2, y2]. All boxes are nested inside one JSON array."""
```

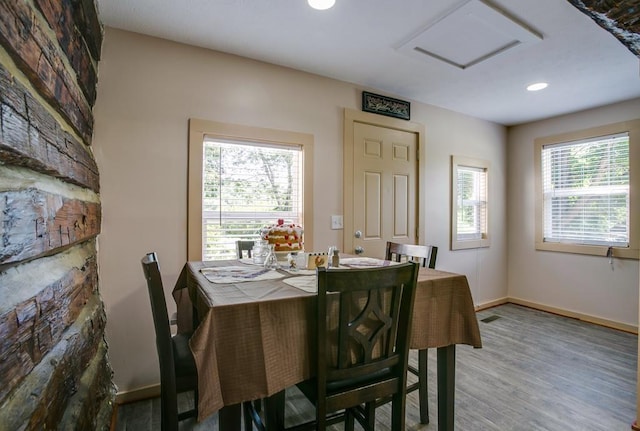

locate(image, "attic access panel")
[[397, 0, 542, 70]]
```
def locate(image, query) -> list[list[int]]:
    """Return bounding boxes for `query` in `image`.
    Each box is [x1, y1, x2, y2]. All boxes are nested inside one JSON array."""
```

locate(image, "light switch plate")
[[331, 215, 343, 230]]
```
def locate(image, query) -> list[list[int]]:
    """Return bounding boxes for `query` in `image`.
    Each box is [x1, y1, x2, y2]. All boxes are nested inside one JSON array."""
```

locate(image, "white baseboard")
[[475, 297, 509, 311], [115, 383, 160, 405]]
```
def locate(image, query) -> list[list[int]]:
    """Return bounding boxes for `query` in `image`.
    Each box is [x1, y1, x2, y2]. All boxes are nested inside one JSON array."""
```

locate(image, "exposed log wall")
[[567, 0, 640, 57], [0, 64, 100, 191], [0, 188, 101, 264], [0, 0, 96, 143], [0, 0, 114, 429]]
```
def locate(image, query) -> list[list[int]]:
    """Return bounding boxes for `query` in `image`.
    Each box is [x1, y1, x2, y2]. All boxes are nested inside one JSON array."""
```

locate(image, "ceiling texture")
[[97, 0, 640, 126]]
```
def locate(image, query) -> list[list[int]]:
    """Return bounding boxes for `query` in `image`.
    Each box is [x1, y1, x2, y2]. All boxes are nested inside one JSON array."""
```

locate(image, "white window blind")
[[202, 138, 302, 260], [456, 165, 488, 241], [541, 133, 629, 247]]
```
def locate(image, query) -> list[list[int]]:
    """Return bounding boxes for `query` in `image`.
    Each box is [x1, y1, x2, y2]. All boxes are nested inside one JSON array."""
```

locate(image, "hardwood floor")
[[113, 304, 638, 430]]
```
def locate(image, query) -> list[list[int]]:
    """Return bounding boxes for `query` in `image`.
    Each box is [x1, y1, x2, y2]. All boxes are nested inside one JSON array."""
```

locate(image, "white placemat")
[[283, 275, 317, 293], [200, 266, 285, 284]]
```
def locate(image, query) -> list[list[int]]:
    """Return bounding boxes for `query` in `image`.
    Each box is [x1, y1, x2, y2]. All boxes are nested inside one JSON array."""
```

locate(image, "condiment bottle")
[[331, 249, 340, 268]]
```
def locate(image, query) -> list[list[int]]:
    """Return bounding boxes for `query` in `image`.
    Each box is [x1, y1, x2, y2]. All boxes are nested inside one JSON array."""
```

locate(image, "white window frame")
[[534, 119, 640, 259], [188, 118, 314, 260], [451, 155, 490, 250]]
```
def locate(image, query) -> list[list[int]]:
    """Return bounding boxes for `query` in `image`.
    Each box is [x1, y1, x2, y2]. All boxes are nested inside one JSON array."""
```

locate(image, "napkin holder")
[[305, 252, 328, 269]]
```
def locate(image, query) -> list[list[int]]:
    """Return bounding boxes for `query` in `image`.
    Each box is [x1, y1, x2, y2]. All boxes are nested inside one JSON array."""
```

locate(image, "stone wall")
[[0, 0, 114, 429]]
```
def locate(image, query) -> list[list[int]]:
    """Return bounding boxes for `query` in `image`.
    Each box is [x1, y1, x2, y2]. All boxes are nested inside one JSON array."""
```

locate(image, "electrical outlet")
[[331, 215, 343, 230]]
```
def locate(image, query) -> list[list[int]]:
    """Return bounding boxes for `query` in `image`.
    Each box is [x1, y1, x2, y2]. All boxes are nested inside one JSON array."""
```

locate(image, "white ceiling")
[[96, 0, 640, 126]]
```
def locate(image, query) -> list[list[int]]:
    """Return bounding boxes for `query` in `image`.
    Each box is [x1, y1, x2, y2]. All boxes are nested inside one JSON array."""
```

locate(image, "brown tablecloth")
[[173, 261, 482, 422]]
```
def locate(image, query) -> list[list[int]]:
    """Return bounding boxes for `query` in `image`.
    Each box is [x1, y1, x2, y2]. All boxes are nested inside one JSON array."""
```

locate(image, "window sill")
[[535, 242, 639, 259], [451, 238, 491, 250]]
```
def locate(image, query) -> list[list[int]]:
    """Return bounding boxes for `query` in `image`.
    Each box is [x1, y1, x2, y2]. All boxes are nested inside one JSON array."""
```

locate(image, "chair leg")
[[364, 402, 376, 430], [352, 402, 376, 431], [243, 402, 252, 431], [194, 387, 199, 418], [264, 391, 285, 429], [317, 401, 327, 430], [243, 400, 267, 431], [160, 394, 167, 431], [418, 348, 429, 424], [345, 408, 355, 431], [390, 392, 406, 431], [162, 388, 181, 431]]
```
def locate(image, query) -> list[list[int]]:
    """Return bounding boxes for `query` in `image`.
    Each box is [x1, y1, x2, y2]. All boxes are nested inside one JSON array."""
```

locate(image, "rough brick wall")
[[567, 0, 640, 56], [0, 0, 115, 429]]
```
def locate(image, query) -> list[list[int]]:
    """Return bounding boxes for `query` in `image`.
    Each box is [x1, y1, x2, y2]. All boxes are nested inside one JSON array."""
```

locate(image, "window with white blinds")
[[202, 138, 303, 260], [541, 133, 629, 247], [451, 156, 490, 250]]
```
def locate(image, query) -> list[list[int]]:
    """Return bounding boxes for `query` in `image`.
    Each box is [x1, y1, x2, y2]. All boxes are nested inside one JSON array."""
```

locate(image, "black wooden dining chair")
[[386, 241, 438, 269], [141, 252, 198, 431], [384, 241, 438, 424], [284, 262, 418, 431], [236, 240, 255, 259]]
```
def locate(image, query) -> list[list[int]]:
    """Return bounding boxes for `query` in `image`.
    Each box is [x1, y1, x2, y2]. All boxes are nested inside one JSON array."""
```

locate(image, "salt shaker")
[[331, 249, 340, 268], [263, 244, 279, 269]]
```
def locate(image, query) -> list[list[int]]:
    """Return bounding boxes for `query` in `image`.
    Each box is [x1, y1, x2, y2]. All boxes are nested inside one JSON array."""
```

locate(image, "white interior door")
[[344, 110, 421, 258]]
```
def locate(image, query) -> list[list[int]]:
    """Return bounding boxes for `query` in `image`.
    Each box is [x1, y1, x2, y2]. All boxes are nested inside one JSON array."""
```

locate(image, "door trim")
[[343, 108, 426, 254]]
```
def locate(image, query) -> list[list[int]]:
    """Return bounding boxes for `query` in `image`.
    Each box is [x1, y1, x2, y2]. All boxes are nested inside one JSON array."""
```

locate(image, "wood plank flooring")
[[113, 304, 638, 430]]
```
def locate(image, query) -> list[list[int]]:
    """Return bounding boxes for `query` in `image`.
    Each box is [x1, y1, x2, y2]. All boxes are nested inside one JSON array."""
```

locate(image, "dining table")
[[172, 257, 482, 430]]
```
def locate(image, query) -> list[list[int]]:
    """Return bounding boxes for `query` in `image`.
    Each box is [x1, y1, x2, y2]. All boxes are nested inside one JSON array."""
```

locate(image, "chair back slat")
[[385, 241, 438, 268], [141, 252, 179, 429], [316, 262, 418, 399], [236, 240, 255, 259]]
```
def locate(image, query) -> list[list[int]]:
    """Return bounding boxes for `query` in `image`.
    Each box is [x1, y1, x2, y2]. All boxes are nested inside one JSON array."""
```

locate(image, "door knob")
[[355, 246, 364, 255], [354, 230, 362, 238]]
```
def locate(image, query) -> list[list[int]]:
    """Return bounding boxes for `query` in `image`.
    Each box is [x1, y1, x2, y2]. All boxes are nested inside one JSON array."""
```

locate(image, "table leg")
[[219, 403, 241, 431], [264, 390, 286, 429], [437, 345, 456, 431]]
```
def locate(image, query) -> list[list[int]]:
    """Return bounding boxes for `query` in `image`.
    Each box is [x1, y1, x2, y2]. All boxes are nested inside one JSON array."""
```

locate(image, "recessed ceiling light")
[[527, 82, 548, 91], [308, 0, 335, 10]]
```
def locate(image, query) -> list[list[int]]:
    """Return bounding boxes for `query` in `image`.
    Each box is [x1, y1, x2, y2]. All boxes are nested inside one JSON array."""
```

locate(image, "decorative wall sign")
[[362, 91, 410, 120]]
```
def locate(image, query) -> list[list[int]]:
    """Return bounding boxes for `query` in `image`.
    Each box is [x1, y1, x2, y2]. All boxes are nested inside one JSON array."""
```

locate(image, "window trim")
[[534, 119, 640, 259], [188, 118, 314, 260], [451, 155, 490, 250]]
